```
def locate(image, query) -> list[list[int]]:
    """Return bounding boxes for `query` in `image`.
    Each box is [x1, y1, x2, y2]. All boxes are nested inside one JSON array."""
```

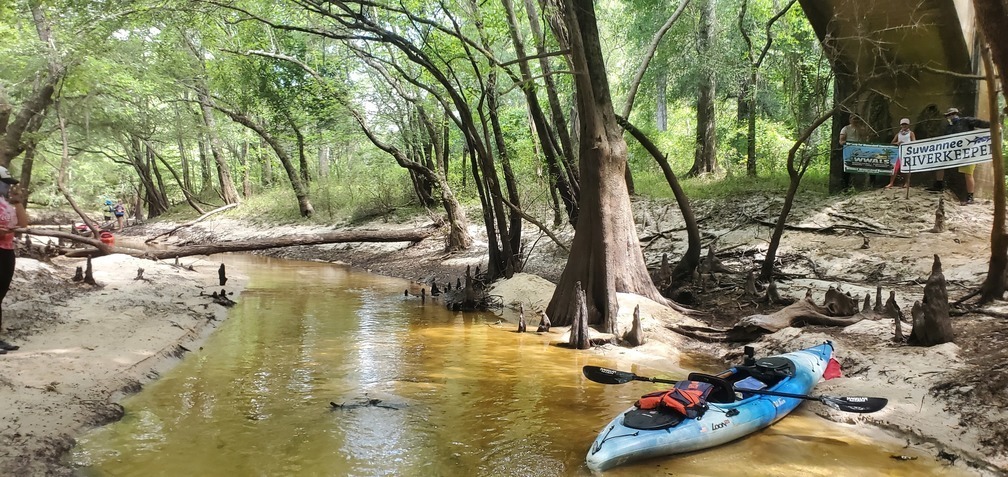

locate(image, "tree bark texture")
[[974, 29, 1008, 302], [616, 115, 701, 282], [196, 90, 241, 205], [690, 0, 718, 177], [546, 0, 671, 333]]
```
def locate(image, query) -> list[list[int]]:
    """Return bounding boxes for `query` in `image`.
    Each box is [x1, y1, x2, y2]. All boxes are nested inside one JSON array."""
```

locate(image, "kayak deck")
[[585, 342, 833, 471]]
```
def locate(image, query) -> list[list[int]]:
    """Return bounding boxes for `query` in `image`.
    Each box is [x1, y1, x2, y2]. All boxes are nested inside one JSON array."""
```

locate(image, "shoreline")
[[0, 253, 245, 476], [4, 188, 1007, 476]]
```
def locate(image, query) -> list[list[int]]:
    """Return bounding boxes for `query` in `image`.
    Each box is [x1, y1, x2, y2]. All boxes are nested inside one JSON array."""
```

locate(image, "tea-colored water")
[[69, 255, 964, 476]]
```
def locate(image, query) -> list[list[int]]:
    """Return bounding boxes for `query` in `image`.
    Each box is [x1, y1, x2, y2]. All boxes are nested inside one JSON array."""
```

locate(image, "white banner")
[[899, 129, 992, 172]]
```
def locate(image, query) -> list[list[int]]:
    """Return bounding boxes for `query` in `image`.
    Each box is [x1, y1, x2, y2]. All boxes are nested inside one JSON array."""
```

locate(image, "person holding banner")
[[885, 118, 916, 189], [839, 115, 868, 146], [927, 108, 990, 204]]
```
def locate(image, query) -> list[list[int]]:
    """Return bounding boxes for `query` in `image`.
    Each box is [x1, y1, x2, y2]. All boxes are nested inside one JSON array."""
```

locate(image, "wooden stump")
[[218, 263, 228, 286], [569, 281, 591, 350], [873, 285, 883, 313], [743, 271, 758, 298], [622, 305, 645, 347], [517, 303, 527, 333], [908, 254, 955, 345], [84, 257, 97, 285], [930, 198, 946, 233], [536, 310, 551, 333]]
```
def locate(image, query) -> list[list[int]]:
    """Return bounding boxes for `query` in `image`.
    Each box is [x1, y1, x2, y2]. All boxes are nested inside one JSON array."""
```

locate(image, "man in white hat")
[[0, 165, 28, 354], [926, 108, 990, 205]]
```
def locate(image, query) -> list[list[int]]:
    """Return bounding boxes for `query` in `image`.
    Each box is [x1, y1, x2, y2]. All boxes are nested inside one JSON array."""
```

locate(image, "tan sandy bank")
[[0, 253, 245, 476]]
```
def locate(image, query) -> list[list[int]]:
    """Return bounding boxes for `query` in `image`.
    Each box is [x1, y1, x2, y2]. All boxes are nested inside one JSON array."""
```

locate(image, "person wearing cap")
[[0, 165, 28, 354], [927, 108, 990, 204], [885, 118, 917, 189]]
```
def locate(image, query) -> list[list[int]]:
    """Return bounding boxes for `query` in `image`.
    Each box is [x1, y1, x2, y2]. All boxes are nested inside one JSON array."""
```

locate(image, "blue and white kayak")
[[585, 342, 834, 471]]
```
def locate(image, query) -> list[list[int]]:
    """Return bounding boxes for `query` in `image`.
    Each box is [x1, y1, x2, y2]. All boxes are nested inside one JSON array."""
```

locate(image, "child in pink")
[[0, 165, 28, 354], [885, 118, 916, 189]]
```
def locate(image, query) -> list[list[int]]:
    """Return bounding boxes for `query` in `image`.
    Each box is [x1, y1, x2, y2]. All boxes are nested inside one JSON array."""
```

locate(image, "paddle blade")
[[820, 395, 888, 413], [583, 366, 637, 385]]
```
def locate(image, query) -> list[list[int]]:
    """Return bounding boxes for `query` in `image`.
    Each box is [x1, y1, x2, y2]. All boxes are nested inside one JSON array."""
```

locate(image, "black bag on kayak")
[[635, 380, 714, 419]]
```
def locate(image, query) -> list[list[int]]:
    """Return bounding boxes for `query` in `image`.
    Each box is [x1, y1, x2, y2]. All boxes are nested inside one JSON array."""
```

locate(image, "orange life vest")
[[635, 380, 714, 419]]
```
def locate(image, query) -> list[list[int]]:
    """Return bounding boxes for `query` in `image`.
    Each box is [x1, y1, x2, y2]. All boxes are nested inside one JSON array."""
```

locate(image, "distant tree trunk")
[[502, 0, 578, 225], [147, 140, 204, 215], [738, 0, 796, 177], [656, 70, 668, 131], [350, 102, 471, 250], [241, 141, 253, 198], [260, 136, 274, 186], [122, 135, 169, 218], [175, 102, 193, 192], [213, 105, 314, 218], [177, 132, 192, 193], [319, 145, 331, 179], [196, 91, 240, 205], [18, 140, 39, 203], [527, 0, 578, 183], [197, 139, 214, 196], [618, 0, 690, 191], [148, 144, 170, 213], [441, 111, 451, 178], [286, 113, 310, 185], [689, 0, 718, 177], [469, 8, 521, 277], [547, 0, 677, 333]]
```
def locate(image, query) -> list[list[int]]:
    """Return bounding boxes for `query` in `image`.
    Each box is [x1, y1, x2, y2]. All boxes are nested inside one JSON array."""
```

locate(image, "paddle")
[[582, 365, 887, 414]]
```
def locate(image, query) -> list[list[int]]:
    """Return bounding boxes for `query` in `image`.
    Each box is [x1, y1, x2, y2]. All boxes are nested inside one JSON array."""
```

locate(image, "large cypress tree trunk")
[[974, 2, 1008, 302], [546, 0, 673, 333]]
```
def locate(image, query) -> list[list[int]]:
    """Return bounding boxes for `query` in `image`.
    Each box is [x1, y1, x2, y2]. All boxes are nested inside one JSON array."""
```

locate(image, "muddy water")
[[69, 255, 965, 476]]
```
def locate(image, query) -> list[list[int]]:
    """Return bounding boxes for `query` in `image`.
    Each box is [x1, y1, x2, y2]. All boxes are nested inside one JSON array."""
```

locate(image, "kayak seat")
[[686, 373, 736, 403], [737, 356, 796, 387]]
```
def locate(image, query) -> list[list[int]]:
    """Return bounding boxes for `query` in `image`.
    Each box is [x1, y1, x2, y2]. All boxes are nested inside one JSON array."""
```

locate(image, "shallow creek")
[[68, 254, 966, 476]]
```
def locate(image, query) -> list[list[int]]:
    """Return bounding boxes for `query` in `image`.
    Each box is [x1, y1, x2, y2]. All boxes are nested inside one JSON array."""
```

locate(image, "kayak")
[[585, 341, 834, 471]]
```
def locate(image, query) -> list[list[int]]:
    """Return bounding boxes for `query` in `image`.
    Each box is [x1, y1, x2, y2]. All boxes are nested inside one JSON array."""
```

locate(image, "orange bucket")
[[99, 231, 115, 245]]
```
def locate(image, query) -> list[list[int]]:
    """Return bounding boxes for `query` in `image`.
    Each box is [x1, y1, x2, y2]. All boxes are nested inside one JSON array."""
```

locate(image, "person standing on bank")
[[838, 115, 867, 146], [113, 199, 126, 231], [927, 108, 990, 204], [0, 165, 28, 354], [885, 118, 917, 189]]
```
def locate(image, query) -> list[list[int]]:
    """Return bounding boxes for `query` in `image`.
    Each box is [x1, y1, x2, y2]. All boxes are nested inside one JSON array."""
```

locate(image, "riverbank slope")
[[0, 253, 244, 476]]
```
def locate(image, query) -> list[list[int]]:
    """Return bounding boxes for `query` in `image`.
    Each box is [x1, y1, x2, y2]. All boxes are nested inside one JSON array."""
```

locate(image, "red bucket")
[[99, 231, 115, 245]]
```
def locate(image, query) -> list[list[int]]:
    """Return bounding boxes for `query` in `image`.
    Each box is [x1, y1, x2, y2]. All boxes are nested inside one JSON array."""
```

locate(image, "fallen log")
[[18, 226, 436, 260]]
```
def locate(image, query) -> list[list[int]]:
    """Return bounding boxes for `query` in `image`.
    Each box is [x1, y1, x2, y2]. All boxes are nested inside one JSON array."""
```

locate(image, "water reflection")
[[69, 255, 968, 476]]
